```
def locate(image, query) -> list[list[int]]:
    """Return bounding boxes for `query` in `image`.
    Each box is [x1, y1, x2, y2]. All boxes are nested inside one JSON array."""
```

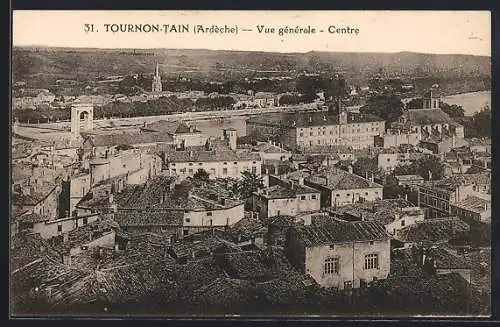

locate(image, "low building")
[[141, 120, 207, 147], [394, 174, 425, 187], [396, 217, 470, 246], [285, 220, 391, 289], [325, 199, 425, 236], [304, 166, 383, 207], [424, 246, 472, 283], [417, 173, 491, 218], [165, 147, 262, 181], [252, 179, 321, 218], [246, 104, 385, 151], [450, 195, 491, 223], [374, 130, 420, 148]]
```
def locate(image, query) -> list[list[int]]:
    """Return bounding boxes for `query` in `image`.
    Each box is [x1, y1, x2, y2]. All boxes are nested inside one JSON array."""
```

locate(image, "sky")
[[12, 11, 491, 56]]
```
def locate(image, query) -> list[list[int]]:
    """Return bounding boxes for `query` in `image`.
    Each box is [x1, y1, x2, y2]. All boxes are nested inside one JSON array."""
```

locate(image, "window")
[[223, 162, 228, 165], [369, 241, 374, 245], [346, 193, 350, 197], [300, 133, 304, 137], [183, 229, 189, 236], [57, 224, 62, 232], [206, 212, 213, 216], [401, 220, 405, 227], [171, 163, 176, 166], [83, 217, 88, 225], [336, 194, 340, 197], [189, 163, 193, 166], [310, 132, 313, 136], [324, 257, 340, 274], [312, 195, 317, 200], [185, 218, 190, 223], [364, 254, 379, 270], [188, 169, 193, 175], [198, 163, 202, 166], [172, 169, 176, 173], [251, 166, 257, 174], [233, 162, 238, 165], [301, 195, 306, 200], [223, 168, 228, 175]]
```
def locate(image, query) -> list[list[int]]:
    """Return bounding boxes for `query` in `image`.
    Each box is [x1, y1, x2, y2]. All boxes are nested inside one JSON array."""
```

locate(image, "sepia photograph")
[[10, 10, 492, 317]]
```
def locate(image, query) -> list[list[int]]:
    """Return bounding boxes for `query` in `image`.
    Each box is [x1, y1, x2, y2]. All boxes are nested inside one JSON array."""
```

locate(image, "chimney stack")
[[299, 177, 304, 185], [348, 166, 353, 174], [274, 166, 279, 175]]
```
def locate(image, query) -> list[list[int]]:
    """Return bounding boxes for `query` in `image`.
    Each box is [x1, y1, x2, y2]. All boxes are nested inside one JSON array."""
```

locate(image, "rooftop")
[[306, 167, 382, 190], [396, 217, 470, 244], [325, 199, 422, 226], [452, 195, 490, 214], [166, 148, 261, 163], [86, 131, 174, 147], [256, 182, 319, 200], [247, 111, 383, 129], [400, 108, 454, 126], [291, 220, 389, 246], [142, 120, 201, 134]]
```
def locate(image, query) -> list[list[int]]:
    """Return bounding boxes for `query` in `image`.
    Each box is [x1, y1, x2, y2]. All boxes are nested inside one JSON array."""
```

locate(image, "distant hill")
[[12, 47, 491, 87]]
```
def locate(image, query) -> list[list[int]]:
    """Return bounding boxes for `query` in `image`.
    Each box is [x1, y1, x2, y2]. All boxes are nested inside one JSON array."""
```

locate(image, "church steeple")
[[152, 62, 162, 93]]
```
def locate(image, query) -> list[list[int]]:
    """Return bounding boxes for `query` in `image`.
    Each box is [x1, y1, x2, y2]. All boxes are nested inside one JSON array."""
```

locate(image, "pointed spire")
[[155, 62, 159, 77]]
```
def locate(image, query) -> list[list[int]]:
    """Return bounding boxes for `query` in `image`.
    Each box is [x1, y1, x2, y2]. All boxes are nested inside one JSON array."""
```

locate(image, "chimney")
[[268, 139, 272, 145], [274, 166, 279, 175], [109, 192, 114, 204], [63, 232, 69, 243], [370, 173, 374, 182], [323, 115, 327, 122], [189, 150, 193, 158], [428, 170, 432, 181], [309, 116, 312, 123], [299, 177, 304, 185], [265, 168, 269, 175], [405, 193, 408, 201], [452, 135, 456, 147], [290, 180, 295, 190], [348, 166, 353, 174]]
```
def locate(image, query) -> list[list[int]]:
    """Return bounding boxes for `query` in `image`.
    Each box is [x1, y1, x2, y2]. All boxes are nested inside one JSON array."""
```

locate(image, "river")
[[443, 91, 491, 116]]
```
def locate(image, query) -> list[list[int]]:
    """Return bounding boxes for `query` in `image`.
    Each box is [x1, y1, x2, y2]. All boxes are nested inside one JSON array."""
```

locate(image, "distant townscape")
[[11, 48, 491, 316]]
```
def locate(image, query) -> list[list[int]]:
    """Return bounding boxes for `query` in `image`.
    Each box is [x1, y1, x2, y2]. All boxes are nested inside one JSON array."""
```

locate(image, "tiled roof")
[[402, 109, 454, 125], [452, 195, 490, 213], [143, 120, 201, 134], [256, 182, 319, 200], [166, 148, 261, 163], [252, 142, 289, 154], [89, 132, 174, 147], [426, 246, 471, 270], [397, 217, 470, 244], [15, 212, 50, 224], [292, 220, 389, 246], [247, 111, 383, 129], [218, 248, 299, 281], [114, 211, 183, 227], [306, 167, 382, 190], [326, 199, 419, 226]]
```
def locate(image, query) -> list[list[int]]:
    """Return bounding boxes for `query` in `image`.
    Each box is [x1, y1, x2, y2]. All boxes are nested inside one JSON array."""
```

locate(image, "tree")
[[360, 93, 404, 124], [239, 171, 264, 199], [472, 105, 491, 138], [352, 157, 380, 179], [383, 174, 406, 199], [193, 168, 210, 182], [440, 102, 465, 119]]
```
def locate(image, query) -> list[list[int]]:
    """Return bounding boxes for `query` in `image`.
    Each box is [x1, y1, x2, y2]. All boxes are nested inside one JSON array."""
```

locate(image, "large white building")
[[246, 102, 385, 150]]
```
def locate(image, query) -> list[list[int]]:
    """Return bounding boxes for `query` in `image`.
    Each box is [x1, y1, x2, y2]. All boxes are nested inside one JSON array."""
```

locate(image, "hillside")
[[12, 47, 491, 88]]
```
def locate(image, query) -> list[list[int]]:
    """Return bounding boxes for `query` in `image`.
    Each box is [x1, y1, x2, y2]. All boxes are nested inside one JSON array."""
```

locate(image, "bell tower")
[[71, 103, 93, 135], [152, 62, 162, 93]]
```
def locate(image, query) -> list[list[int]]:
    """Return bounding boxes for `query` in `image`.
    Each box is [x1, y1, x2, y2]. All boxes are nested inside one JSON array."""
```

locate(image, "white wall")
[[305, 239, 391, 289]]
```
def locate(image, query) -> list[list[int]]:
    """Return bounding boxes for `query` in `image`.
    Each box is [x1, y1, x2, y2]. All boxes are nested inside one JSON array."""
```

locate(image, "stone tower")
[[71, 103, 93, 135], [152, 62, 162, 93]]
